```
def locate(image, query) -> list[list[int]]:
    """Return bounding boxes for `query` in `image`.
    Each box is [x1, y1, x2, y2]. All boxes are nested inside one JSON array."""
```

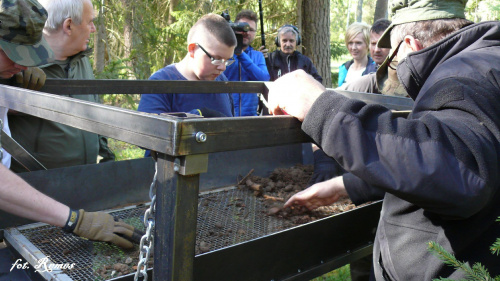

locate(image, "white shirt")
[[341, 67, 366, 89], [0, 106, 12, 168]]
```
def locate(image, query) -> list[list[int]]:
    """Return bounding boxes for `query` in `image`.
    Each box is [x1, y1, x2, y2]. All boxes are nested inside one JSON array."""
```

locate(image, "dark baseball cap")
[[377, 0, 467, 48], [0, 0, 54, 66]]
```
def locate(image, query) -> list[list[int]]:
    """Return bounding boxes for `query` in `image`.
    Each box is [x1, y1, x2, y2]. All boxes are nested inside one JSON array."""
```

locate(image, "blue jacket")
[[338, 56, 377, 87], [223, 46, 270, 116]]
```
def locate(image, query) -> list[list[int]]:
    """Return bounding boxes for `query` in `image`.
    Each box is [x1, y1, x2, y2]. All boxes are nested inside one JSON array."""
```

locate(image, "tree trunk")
[[356, 0, 363, 22], [373, 0, 388, 21], [300, 0, 331, 87], [94, 0, 106, 73], [121, 0, 135, 78], [164, 0, 181, 66]]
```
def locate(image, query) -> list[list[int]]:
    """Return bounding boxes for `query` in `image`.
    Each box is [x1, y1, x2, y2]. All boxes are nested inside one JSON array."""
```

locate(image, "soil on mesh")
[[195, 164, 364, 255], [237, 164, 358, 225], [95, 164, 361, 279]]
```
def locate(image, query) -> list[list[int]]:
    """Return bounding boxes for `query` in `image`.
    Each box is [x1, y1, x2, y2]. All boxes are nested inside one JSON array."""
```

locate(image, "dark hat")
[[377, 0, 467, 48], [0, 0, 54, 66]]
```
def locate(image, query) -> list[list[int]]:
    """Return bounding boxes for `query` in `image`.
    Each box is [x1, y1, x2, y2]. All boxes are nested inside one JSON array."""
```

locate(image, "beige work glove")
[[68, 209, 144, 249], [14, 67, 46, 91]]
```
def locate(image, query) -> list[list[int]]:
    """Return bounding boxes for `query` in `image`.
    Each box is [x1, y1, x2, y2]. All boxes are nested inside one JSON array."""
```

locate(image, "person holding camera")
[[223, 10, 270, 116]]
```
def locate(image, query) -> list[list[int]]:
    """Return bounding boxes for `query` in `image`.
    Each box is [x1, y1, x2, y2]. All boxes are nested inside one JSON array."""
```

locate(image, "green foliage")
[[428, 217, 500, 281], [310, 264, 351, 281], [331, 41, 348, 61], [107, 138, 144, 161], [492, 217, 500, 256]]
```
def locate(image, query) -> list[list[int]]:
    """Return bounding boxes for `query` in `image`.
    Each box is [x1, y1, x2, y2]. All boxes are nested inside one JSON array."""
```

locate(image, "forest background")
[[90, 0, 499, 109], [90, 0, 500, 160]]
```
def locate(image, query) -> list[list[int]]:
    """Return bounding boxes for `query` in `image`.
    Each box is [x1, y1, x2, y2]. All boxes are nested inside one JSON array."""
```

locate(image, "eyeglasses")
[[195, 43, 235, 66], [387, 41, 403, 70]]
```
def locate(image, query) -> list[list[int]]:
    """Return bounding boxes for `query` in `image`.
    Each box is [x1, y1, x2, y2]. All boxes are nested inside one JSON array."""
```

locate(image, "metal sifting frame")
[[5, 187, 353, 281]]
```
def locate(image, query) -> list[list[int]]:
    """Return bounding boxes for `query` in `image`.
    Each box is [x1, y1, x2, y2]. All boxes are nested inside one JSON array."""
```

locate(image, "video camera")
[[221, 10, 250, 32], [221, 10, 249, 55]]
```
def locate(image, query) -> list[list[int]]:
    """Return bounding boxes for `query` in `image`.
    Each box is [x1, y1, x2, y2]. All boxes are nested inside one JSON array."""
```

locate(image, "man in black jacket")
[[268, 0, 500, 279], [266, 25, 322, 84]]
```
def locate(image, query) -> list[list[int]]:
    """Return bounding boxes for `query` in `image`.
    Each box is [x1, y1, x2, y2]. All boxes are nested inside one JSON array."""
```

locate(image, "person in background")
[[343, 19, 407, 98], [369, 19, 391, 66], [0, 0, 141, 251], [269, 0, 500, 278], [343, 18, 394, 281], [266, 24, 322, 84], [9, 0, 115, 173], [338, 22, 377, 87], [223, 10, 269, 116], [137, 13, 236, 156]]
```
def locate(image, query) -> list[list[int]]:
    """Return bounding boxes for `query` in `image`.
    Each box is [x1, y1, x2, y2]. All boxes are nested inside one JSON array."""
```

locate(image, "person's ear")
[[403, 35, 423, 52], [62, 18, 72, 35], [188, 43, 196, 58]]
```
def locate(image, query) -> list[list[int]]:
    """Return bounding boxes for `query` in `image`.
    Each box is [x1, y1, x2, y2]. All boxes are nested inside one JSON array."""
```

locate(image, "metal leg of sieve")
[[154, 153, 208, 281]]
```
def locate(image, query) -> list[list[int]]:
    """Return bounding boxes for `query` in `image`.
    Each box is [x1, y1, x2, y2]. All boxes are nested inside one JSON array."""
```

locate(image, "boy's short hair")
[[188, 13, 236, 48], [235, 9, 258, 25]]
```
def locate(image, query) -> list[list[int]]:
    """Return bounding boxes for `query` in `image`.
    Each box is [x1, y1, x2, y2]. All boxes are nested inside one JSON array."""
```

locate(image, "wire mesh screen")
[[11, 187, 299, 281]]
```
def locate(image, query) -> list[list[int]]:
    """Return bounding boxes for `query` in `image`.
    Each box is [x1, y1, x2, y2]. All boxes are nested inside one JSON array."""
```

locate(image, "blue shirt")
[[223, 46, 270, 116], [138, 64, 234, 117], [137, 64, 234, 156]]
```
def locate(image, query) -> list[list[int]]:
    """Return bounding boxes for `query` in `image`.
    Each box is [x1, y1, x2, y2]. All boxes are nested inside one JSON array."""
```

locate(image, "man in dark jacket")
[[268, 0, 500, 279], [266, 25, 322, 84]]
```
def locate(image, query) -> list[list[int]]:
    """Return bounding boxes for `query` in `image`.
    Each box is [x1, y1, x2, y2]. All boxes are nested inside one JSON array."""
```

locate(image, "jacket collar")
[[39, 48, 93, 68], [397, 21, 500, 100]]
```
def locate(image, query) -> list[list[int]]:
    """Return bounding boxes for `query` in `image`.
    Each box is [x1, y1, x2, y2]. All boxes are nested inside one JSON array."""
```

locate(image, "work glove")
[[64, 209, 144, 249], [191, 107, 228, 118], [14, 67, 46, 91], [308, 149, 346, 186]]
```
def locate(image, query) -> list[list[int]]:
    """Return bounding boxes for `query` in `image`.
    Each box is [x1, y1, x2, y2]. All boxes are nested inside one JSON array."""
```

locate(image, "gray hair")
[[390, 18, 473, 49], [278, 26, 299, 42], [37, 0, 86, 33]]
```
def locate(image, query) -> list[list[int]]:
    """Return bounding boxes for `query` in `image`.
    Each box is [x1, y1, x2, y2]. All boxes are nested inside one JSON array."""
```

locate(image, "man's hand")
[[71, 210, 144, 249], [308, 149, 345, 186], [258, 46, 269, 58], [14, 67, 46, 90], [284, 176, 348, 210], [267, 70, 325, 121]]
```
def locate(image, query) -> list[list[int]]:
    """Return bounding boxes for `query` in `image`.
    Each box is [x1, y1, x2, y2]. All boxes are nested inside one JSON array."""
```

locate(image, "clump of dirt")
[[239, 164, 359, 225]]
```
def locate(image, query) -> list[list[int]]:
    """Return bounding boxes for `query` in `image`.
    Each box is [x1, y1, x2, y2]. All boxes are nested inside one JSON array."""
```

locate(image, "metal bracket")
[[174, 154, 208, 176]]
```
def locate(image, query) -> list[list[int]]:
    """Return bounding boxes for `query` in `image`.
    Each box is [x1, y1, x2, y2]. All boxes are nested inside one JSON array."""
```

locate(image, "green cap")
[[377, 0, 467, 48], [0, 0, 54, 66]]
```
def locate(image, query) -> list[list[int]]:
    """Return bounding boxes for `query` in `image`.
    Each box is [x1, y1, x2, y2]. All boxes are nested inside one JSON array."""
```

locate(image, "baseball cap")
[[377, 0, 467, 48], [0, 0, 54, 66]]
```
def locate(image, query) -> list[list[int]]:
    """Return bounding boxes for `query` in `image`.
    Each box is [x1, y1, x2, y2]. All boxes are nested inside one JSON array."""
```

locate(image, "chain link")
[[134, 161, 157, 281]]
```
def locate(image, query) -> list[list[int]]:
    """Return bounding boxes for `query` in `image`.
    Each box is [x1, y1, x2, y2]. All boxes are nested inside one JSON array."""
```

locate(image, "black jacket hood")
[[397, 21, 500, 100]]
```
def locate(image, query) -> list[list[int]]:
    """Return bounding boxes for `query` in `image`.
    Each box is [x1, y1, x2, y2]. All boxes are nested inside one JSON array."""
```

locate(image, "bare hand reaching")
[[284, 176, 348, 210], [267, 69, 326, 121]]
